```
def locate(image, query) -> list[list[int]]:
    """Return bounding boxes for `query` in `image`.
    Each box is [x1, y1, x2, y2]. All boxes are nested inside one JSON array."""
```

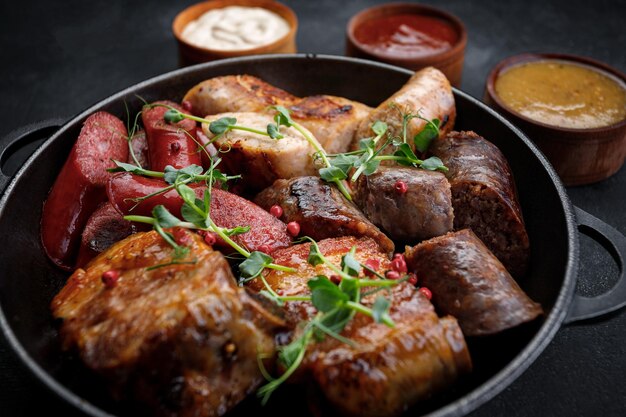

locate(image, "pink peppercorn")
[[269, 205, 283, 218], [386, 270, 400, 280], [287, 221, 300, 237], [101, 270, 120, 289], [181, 100, 193, 111], [394, 180, 408, 194], [391, 254, 407, 273], [363, 259, 380, 277], [419, 287, 432, 300], [330, 275, 342, 285], [203, 232, 217, 246], [408, 273, 418, 286]]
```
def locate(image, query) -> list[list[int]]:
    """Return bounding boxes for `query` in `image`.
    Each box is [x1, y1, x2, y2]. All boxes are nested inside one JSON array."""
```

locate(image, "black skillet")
[[1, 55, 625, 417]]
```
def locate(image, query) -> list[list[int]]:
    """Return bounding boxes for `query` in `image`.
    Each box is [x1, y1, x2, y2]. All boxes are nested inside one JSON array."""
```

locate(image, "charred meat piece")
[[75, 202, 137, 268], [183, 75, 372, 154], [248, 237, 471, 417], [255, 176, 394, 254], [353, 67, 456, 152], [183, 74, 300, 117], [430, 130, 530, 277], [353, 166, 454, 243], [289, 95, 372, 154], [405, 229, 542, 336], [52, 230, 284, 417], [202, 112, 320, 192]]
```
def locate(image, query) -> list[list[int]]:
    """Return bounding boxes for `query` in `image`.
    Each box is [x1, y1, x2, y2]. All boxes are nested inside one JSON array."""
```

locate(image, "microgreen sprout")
[[256, 237, 401, 403]]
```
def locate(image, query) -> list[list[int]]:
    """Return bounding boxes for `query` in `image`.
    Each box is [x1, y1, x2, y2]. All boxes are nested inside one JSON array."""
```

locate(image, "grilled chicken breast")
[[202, 112, 321, 192], [184, 75, 372, 154], [255, 176, 394, 254], [52, 230, 284, 417], [248, 237, 471, 417], [353, 67, 456, 152]]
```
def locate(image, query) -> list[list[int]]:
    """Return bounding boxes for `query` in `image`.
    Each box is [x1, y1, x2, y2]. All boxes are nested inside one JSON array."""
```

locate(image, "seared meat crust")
[[405, 229, 542, 336], [249, 237, 471, 417], [354, 166, 454, 243], [52, 230, 283, 417], [430, 130, 530, 277], [255, 176, 394, 254]]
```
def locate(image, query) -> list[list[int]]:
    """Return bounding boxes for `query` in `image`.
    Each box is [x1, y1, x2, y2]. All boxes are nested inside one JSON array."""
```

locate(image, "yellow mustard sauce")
[[495, 60, 626, 129]]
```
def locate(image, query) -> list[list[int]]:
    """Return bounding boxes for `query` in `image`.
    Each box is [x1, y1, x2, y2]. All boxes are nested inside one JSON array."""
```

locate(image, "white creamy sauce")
[[182, 6, 290, 51]]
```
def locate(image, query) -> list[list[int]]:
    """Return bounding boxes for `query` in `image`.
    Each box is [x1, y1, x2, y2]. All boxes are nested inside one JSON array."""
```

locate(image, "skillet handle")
[[0, 119, 64, 193], [565, 206, 626, 323]]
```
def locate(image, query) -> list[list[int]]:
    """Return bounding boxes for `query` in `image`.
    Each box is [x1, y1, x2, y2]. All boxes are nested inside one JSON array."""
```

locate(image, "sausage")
[[254, 176, 395, 254], [430, 130, 530, 277], [352, 67, 456, 153], [75, 202, 136, 268], [107, 173, 291, 254], [405, 229, 542, 336], [41, 111, 128, 270], [353, 166, 454, 243], [126, 129, 149, 168], [142, 100, 202, 171]]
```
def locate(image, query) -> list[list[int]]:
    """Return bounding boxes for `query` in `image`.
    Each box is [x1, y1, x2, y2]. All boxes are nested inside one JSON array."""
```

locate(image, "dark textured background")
[[1, 0, 625, 415]]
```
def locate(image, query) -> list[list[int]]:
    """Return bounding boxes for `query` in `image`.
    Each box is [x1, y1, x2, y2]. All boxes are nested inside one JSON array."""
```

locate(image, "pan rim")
[[0, 53, 579, 417]]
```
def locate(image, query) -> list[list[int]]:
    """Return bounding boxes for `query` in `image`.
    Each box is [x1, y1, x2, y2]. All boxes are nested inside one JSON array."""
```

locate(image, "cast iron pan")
[[1, 55, 626, 417]]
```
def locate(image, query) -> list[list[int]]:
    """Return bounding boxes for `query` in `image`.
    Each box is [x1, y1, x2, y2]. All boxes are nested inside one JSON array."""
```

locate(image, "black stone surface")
[[1, 0, 625, 416]]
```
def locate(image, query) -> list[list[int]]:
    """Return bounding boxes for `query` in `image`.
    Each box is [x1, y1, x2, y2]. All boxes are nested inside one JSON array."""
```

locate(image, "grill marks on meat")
[[248, 237, 471, 417], [183, 75, 372, 154], [255, 176, 394, 254], [202, 112, 320, 192], [430, 130, 530, 277], [52, 231, 284, 417], [405, 229, 542, 336], [354, 166, 454, 243], [353, 67, 455, 153]]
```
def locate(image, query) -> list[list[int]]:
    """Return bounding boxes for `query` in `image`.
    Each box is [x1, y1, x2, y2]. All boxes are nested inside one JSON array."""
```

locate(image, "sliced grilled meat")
[[353, 67, 455, 152], [75, 202, 137, 268], [248, 237, 471, 417], [202, 112, 320, 192], [430, 130, 530, 277], [353, 166, 454, 243], [52, 230, 284, 417], [405, 229, 542, 336], [255, 176, 394, 254]]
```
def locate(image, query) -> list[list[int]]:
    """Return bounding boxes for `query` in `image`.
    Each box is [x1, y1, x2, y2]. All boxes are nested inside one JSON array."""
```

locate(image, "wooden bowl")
[[484, 53, 626, 186], [345, 3, 467, 87], [172, 0, 298, 66]]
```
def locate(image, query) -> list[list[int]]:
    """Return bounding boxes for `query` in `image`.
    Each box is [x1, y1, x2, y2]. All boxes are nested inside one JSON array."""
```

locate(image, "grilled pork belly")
[[248, 237, 471, 417], [202, 112, 321, 192], [183, 75, 372, 153], [353, 166, 454, 243], [52, 230, 284, 417], [255, 176, 394, 254], [353, 67, 456, 152]]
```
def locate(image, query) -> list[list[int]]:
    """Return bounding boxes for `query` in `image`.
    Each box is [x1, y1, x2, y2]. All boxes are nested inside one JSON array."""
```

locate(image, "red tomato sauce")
[[354, 14, 457, 58]]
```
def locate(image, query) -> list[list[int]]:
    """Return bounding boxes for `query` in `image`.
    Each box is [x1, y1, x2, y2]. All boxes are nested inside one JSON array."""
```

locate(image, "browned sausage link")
[[353, 166, 454, 243], [405, 229, 542, 336], [41, 112, 128, 270], [75, 202, 137, 268], [254, 176, 395, 254], [142, 100, 202, 171], [430, 130, 530, 278]]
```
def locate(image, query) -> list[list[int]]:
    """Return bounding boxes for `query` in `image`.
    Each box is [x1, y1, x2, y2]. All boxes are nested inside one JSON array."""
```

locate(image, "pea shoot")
[[255, 238, 401, 404]]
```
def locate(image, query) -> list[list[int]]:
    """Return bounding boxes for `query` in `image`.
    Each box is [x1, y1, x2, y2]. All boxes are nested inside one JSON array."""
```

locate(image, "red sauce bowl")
[[346, 3, 467, 86]]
